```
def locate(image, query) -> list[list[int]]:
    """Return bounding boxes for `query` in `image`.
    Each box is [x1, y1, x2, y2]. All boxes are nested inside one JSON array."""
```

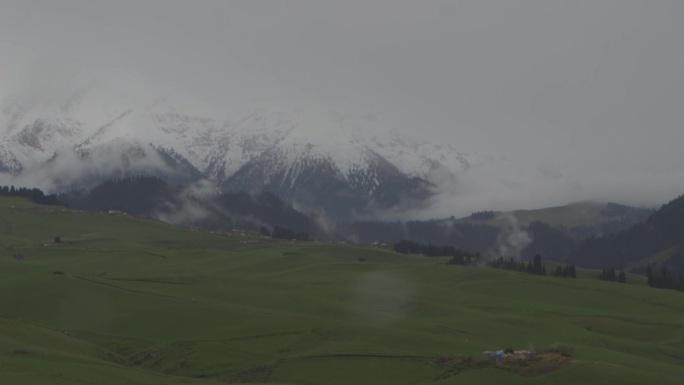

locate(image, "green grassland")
[[1, 197, 683, 384]]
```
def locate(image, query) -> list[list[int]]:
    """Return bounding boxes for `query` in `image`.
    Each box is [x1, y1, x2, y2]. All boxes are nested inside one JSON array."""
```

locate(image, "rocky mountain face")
[[0, 87, 483, 219]]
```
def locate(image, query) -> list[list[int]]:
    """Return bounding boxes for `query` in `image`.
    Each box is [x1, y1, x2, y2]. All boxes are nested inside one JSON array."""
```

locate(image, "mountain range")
[[0, 86, 487, 219], [6, 85, 681, 274]]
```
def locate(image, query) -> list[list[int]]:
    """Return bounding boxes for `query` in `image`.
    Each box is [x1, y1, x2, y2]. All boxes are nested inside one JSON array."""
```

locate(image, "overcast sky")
[[2, 0, 683, 212]]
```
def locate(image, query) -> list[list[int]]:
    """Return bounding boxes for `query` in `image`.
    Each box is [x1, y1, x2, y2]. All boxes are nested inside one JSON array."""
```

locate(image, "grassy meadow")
[[1, 197, 683, 384]]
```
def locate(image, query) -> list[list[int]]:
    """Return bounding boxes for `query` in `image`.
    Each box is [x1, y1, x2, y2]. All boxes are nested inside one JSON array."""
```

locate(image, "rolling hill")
[[460, 201, 653, 237]]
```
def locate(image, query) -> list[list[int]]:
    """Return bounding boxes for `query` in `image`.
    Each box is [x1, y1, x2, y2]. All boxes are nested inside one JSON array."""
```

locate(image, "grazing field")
[[1, 197, 683, 384]]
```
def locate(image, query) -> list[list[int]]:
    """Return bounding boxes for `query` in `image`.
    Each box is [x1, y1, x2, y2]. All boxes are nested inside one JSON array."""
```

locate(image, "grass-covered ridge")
[[461, 201, 652, 228], [1, 196, 683, 384]]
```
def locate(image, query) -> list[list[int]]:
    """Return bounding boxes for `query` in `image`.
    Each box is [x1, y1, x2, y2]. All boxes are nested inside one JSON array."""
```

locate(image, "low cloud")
[[490, 214, 532, 260], [371, 154, 682, 222], [6, 143, 185, 193], [366, 159, 579, 221], [155, 179, 216, 225]]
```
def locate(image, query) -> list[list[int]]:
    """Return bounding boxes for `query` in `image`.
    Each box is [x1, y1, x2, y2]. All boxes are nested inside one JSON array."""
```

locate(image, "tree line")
[[0, 185, 62, 206], [488, 255, 548, 276], [488, 255, 578, 278], [393, 239, 480, 264], [469, 210, 496, 220], [646, 265, 684, 291], [598, 267, 626, 283], [552, 264, 577, 278]]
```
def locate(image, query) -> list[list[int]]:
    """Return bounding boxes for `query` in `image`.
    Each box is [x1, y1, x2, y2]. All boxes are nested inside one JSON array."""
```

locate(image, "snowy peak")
[[0, 87, 486, 218], [0, 118, 83, 174]]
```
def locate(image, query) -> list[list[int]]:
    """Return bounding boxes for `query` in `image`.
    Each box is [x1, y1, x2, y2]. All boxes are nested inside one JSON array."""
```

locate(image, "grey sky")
[[2, 0, 683, 212]]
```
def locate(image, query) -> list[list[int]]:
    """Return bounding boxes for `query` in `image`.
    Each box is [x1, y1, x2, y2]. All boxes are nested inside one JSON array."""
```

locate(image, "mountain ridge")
[[0, 87, 484, 218]]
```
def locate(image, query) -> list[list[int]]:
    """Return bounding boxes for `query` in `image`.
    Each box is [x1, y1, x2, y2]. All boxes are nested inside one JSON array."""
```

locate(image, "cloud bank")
[[1, 0, 683, 216]]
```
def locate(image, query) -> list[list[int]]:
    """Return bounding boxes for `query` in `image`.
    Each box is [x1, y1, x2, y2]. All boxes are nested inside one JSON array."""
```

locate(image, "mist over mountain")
[[3, 0, 684, 221], [55, 175, 654, 266], [60, 176, 318, 235], [0, 81, 668, 231], [0, 85, 498, 220], [3, 77, 677, 221]]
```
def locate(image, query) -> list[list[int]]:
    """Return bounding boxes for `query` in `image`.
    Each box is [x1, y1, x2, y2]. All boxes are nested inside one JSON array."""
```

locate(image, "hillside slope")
[[570, 194, 684, 271]]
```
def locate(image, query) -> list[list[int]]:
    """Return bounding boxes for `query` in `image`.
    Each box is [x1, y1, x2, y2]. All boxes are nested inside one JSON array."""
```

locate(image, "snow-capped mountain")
[[0, 86, 486, 218]]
